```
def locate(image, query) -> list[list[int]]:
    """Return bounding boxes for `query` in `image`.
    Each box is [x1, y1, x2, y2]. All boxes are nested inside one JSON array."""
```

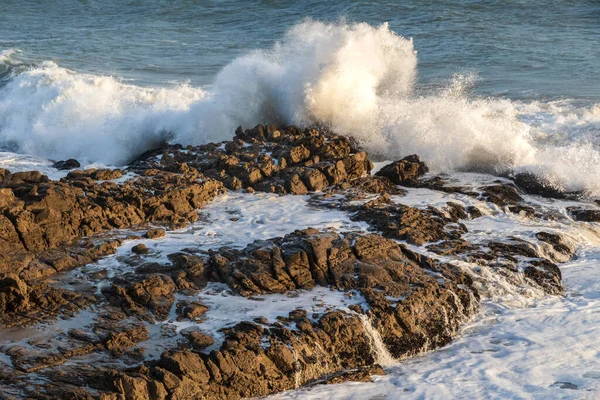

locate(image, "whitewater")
[[0, 21, 599, 196]]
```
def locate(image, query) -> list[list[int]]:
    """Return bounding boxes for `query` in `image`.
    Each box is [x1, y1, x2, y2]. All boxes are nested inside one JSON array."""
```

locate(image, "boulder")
[[375, 154, 428, 186]]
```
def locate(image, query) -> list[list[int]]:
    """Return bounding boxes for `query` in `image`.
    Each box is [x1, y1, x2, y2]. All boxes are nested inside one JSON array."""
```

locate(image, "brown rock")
[[104, 325, 149, 355], [132, 244, 149, 255], [375, 155, 428, 186], [144, 228, 166, 239]]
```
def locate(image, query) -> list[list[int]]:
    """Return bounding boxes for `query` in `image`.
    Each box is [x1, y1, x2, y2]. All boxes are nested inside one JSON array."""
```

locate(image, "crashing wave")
[[0, 21, 598, 195]]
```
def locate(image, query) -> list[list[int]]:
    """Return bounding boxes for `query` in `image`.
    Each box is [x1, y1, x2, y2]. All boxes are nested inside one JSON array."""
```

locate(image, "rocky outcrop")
[[568, 208, 600, 222], [0, 168, 224, 279], [130, 125, 374, 194], [513, 172, 571, 199], [19, 229, 476, 400], [310, 176, 570, 296]]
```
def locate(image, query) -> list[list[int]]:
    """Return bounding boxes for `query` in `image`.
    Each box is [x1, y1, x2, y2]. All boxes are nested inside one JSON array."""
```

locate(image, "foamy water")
[[266, 187, 600, 400], [0, 22, 599, 195]]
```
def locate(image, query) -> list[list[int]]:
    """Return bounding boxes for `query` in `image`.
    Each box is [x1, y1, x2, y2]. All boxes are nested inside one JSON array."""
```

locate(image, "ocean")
[[1, 0, 599, 195], [1, 2, 600, 398]]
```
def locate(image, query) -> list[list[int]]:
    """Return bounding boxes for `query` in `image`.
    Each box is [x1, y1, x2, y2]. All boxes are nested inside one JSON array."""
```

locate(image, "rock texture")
[[130, 124, 374, 194], [0, 124, 586, 400], [0, 166, 224, 325], [375, 154, 429, 186], [3, 229, 478, 400]]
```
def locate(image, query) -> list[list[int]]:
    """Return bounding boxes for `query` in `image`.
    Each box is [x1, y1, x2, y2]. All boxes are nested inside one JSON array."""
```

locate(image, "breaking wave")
[[0, 22, 598, 195]]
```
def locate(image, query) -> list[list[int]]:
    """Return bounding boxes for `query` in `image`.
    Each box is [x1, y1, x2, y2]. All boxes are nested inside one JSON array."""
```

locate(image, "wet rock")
[[0, 277, 95, 327], [130, 125, 373, 196], [144, 228, 166, 239], [568, 208, 600, 222], [0, 168, 224, 279], [375, 154, 429, 186], [0, 170, 49, 185], [182, 302, 208, 321], [52, 159, 81, 170], [103, 274, 176, 321], [480, 183, 522, 206], [0, 125, 578, 399], [552, 381, 579, 390], [351, 201, 466, 245], [508, 204, 536, 217], [132, 244, 149, 255], [289, 309, 308, 321], [185, 330, 215, 350], [0, 274, 30, 313], [103, 325, 149, 355], [68, 329, 99, 343], [513, 172, 569, 199], [536, 232, 577, 262]]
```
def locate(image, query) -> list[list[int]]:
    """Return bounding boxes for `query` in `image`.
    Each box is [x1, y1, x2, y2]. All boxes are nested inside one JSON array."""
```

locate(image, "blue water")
[[1, 0, 599, 99]]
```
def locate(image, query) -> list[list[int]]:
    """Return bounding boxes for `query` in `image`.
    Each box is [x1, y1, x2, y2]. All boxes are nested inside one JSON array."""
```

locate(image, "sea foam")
[[0, 21, 598, 195]]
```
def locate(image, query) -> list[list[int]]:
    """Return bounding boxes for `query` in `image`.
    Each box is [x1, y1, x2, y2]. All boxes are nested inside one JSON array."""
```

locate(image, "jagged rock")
[[375, 155, 429, 186], [536, 231, 577, 263], [0, 276, 95, 327], [144, 228, 166, 239], [0, 124, 578, 399], [102, 274, 175, 323], [181, 302, 208, 321], [185, 330, 215, 350], [0, 274, 30, 313], [67, 168, 123, 181], [0, 168, 224, 279], [480, 183, 522, 206], [103, 325, 149, 355], [83, 229, 479, 399], [0, 170, 49, 185], [130, 125, 373, 195]]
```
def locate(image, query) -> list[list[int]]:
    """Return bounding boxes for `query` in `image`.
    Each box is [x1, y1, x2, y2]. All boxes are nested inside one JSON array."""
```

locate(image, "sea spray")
[[357, 314, 396, 367]]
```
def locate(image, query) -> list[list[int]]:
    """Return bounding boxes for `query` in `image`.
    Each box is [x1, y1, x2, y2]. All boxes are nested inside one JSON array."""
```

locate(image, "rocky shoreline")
[[0, 125, 597, 399]]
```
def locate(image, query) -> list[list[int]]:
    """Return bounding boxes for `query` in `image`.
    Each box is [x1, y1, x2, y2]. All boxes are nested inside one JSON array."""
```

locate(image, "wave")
[[0, 21, 599, 196]]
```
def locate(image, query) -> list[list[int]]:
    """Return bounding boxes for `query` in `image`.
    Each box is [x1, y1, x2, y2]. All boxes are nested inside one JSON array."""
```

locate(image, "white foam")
[[0, 151, 68, 180], [266, 184, 600, 400], [268, 247, 600, 400], [1, 22, 599, 194], [357, 314, 396, 367], [164, 283, 366, 351], [71, 191, 370, 279], [0, 48, 20, 64]]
